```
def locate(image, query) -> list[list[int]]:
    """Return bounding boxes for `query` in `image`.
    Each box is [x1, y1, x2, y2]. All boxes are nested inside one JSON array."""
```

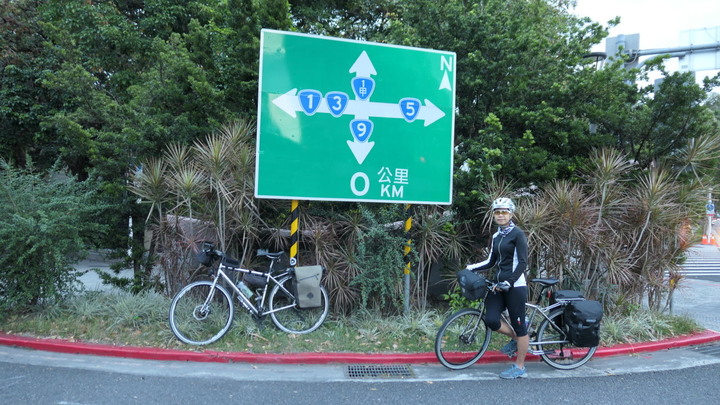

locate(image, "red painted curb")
[[591, 329, 720, 358], [1, 330, 719, 364]]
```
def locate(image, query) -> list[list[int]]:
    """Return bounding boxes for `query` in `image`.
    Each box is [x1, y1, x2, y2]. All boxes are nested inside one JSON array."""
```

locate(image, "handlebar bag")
[[563, 300, 603, 347], [457, 269, 487, 301], [195, 251, 214, 267], [294, 265, 323, 308]]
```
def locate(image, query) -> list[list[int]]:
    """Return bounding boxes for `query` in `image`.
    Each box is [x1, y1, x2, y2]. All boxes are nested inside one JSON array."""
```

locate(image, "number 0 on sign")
[[256, 29, 456, 204]]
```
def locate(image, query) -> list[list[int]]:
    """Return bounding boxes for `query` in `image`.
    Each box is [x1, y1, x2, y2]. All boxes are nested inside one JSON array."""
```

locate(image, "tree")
[[1, 0, 291, 255], [591, 61, 720, 170], [289, 0, 399, 40], [0, 0, 62, 168], [372, 0, 610, 221]]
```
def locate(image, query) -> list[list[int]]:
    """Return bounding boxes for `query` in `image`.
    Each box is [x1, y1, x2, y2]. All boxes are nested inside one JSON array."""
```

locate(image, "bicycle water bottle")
[[237, 280, 253, 298]]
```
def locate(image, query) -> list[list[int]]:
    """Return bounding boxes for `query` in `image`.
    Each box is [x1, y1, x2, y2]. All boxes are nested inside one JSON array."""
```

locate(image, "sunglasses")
[[493, 210, 511, 215]]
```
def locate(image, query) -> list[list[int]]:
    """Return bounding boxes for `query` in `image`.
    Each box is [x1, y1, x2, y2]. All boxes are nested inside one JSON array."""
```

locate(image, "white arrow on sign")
[[349, 51, 377, 77], [272, 89, 445, 126], [346, 140, 375, 165]]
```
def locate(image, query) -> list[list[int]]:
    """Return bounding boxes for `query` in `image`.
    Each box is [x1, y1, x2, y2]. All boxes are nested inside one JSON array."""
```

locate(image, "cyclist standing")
[[466, 197, 529, 379]]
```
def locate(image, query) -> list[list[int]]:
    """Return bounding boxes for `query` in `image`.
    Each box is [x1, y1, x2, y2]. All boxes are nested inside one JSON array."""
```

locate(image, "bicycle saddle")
[[531, 278, 560, 287], [256, 249, 285, 260]]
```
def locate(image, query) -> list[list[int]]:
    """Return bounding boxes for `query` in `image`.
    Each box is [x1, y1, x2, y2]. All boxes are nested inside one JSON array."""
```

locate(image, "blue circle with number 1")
[[298, 89, 322, 115], [351, 77, 375, 101]]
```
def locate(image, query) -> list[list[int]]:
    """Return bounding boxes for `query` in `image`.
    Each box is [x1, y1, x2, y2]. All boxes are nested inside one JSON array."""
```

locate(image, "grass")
[[0, 290, 704, 354]]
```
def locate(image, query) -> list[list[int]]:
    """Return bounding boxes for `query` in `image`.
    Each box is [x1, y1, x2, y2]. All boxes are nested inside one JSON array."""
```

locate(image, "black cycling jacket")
[[467, 226, 528, 287]]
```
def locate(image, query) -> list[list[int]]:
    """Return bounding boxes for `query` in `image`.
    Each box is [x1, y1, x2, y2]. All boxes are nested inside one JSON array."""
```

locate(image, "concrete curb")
[[1, 330, 719, 365]]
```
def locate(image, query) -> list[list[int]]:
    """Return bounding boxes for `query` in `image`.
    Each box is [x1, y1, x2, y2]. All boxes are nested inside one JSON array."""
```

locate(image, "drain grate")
[[694, 343, 720, 358], [346, 364, 415, 379]]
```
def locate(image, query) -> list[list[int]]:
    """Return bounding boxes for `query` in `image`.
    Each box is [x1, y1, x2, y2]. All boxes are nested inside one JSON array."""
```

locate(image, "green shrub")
[[0, 160, 106, 314], [352, 205, 410, 314], [442, 285, 475, 313]]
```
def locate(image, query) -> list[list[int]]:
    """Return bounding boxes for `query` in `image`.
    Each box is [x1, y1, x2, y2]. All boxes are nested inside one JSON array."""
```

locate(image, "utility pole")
[[605, 32, 720, 70], [703, 190, 716, 245]]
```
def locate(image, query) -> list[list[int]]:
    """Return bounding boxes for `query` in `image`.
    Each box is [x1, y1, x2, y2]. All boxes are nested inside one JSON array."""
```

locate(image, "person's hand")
[[495, 280, 511, 292]]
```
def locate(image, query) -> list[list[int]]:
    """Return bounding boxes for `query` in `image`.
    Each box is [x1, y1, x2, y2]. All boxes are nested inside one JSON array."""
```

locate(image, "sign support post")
[[403, 204, 413, 314], [290, 200, 300, 266]]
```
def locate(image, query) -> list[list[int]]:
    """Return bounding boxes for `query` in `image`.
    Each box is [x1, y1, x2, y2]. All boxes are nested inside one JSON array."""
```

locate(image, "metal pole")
[[707, 192, 714, 245], [290, 200, 300, 267], [403, 204, 413, 314]]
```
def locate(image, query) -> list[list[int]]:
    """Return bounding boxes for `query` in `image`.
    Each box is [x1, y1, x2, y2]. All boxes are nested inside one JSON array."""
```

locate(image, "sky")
[[571, 0, 720, 85]]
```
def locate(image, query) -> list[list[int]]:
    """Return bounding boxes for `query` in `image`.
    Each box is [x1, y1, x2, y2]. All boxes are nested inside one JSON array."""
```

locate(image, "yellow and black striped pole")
[[403, 203, 413, 314], [289, 200, 300, 267]]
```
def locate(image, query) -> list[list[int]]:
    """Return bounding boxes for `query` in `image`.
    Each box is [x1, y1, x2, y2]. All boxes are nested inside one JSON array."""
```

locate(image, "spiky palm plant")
[[409, 205, 472, 310], [624, 165, 688, 310], [513, 147, 703, 312], [131, 120, 263, 295]]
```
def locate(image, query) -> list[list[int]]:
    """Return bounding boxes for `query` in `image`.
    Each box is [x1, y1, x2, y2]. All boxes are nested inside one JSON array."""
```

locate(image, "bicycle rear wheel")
[[268, 276, 329, 334], [169, 281, 234, 345], [435, 308, 491, 370], [536, 308, 597, 370]]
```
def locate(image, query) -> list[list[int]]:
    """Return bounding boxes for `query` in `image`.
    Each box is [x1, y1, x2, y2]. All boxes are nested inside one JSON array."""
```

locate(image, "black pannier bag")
[[563, 300, 603, 347], [551, 290, 585, 303], [293, 265, 323, 308], [457, 269, 487, 301]]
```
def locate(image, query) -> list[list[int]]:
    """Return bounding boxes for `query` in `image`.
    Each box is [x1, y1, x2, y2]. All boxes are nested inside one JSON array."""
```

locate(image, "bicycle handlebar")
[[483, 278, 510, 293], [198, 243, 285, 267]]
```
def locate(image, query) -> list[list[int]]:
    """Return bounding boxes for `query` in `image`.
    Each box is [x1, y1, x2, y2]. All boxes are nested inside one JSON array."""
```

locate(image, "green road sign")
[[256, 29, 456, 204]]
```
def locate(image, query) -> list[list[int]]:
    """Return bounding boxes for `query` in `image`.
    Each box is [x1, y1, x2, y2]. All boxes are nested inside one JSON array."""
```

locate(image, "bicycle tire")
[[536, 308, 597, 370], [268, 276, 329, 334], [169, 281, 234, 345], [435, 308, 492, 370]]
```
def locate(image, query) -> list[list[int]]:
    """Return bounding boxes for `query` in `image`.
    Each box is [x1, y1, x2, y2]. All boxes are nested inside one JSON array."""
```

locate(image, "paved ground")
[[672, 244, 720, 332], [74, 250, 131, 292]]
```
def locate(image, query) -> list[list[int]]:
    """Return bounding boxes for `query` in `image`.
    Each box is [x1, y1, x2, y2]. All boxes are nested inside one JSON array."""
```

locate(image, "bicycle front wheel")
[[169, 281, 234, 345], [536, 308, 597, 370], [435, 308, 491, 370], [269, 276, 329, 334]]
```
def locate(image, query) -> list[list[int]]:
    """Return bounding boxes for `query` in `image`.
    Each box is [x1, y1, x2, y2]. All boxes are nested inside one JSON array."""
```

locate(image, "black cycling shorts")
[[483, 285, 528, 337]]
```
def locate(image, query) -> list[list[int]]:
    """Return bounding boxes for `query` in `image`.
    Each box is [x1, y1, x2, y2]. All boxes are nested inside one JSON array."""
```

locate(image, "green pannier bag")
[[293, 265, 323, 308]]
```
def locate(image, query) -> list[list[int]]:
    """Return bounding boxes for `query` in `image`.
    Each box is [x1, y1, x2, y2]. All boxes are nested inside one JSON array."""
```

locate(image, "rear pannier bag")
[[552, 291, 586, 328], [293, 265, 323, 308], [563, 300, 603, 347], [551, 290, 585, 303], [457, 269, 487, 301]]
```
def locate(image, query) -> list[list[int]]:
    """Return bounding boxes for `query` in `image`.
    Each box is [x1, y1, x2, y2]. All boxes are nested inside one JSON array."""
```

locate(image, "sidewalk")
[[672, 244, 720, 332]]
